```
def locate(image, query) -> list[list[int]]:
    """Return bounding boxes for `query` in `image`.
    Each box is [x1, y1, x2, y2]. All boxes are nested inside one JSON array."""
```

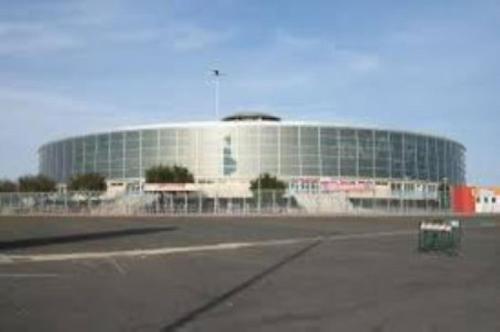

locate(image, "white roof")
[[40, 119, 465, 150]]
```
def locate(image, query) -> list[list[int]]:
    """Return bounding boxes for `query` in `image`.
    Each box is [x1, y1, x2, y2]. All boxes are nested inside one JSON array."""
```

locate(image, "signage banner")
[[320, 180, 374, 192], [143, 183, 196, 192], [291, 178, 375, 192]]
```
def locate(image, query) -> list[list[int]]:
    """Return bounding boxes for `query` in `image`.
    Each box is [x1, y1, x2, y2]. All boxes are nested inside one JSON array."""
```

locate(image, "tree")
[[68, 173, 107, 191], [18, 175, 56, 192], [145, 165, 194, 183], [438, 178, 451, 210], [250, 173, 287, 202], [0, 179, 17, 192]]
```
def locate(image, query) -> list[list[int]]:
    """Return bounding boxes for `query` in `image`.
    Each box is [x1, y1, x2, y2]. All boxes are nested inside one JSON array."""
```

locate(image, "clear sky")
[[0, 0, 499, 185]]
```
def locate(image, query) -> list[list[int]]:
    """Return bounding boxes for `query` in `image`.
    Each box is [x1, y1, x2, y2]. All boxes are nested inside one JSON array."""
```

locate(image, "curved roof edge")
[[39, 120, 466, 152], [222, 112, 281, 122]]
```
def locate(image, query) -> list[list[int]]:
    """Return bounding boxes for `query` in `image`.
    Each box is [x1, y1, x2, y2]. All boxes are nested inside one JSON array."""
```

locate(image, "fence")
[[0, 190, 453, 217]]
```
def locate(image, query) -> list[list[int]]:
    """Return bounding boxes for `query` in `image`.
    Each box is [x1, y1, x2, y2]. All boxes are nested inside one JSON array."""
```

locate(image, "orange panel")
[[452, 186, 475, 214]]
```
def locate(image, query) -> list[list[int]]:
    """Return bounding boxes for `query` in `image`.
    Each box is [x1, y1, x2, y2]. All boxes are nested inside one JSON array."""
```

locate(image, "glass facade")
[[39, 124, 466, 185]]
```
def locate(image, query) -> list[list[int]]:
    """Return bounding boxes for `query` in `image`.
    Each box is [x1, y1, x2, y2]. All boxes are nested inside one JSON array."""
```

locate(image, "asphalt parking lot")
[[0, 215, 499, 331]]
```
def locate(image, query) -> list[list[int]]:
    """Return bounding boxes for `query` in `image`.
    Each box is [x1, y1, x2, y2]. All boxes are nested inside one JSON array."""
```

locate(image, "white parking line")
[[0, 255, 13, 264], [0, 230, 414, 265], [109, 258, 126, 275], [0, 273, 59, 278]]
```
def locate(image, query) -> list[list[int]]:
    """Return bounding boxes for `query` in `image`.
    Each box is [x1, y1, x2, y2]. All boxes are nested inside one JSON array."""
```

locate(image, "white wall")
[[475, 189, 500, 213]]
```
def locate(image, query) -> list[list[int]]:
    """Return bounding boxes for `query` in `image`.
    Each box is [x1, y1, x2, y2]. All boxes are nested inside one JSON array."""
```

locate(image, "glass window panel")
[[340, 129, 357, 177], [320, 128, 339, 177], [375, 131, 390, 179], [358, 130, 373, 177], [83, 136, 96, 174], [437, 140, 445, 181], [300, 127, 318, 147], [177, 129, 195, 171], [74, 138, 85, 175], [280, 127, 299, 176], [95, 134, 110, 178], [390, 133, 403, 179], [417, 136, 428, 181], [158, 129, 177, 165], [428, 138, 438, 182], [125, 131, 140, 178], [404, 135, 417, 180], [63, 140, 73, 181], [110, 132, 124, 178]]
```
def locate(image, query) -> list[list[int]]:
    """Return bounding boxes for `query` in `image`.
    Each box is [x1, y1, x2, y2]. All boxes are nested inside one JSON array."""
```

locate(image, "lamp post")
[[211, 69, 223, 119], [210, 69, 224, 212]]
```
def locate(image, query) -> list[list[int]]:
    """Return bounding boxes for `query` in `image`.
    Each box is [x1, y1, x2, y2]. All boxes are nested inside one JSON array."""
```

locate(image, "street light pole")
[[215, 77, 219, 119], [211, 69, 222, 119], [210, 69, 224, 212]]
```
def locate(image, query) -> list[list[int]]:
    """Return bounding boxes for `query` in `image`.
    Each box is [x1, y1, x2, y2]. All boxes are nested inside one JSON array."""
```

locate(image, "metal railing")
[[0, 190, 453, 216]]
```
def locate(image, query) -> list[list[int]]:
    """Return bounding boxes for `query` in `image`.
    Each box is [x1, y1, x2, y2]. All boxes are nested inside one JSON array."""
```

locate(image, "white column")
[[94, 135, 98, 173], [258, 124, 262, 212], [72, 139, 76, 177], [220, 130, 224, 178], [337, 129, 341, 179], [355, 130, 360, 178], [372, 130, 376, 179], [402, 134, 406, 178], [139, 130, 143, 180], [277, 126, 281, 176], [258, 125, 262, 176], [108, 133, 112, 179], [122, 132, 126, 179], [156, 129, 161, 166], [435, 138, 439, 182], [425, 136, 429, 181], [298, 126, 302, 177], [235, 125, 240, 179], [54, 143, 59, 181], [61, 141, 66, 181], [388, 131, 392, 179], [414, 136, 419, 180], [82, 139, 86, 174], [318, 126, 323, 177], [195, 129, 199, 181], [175, 129, 179, 165], [444, 140, 448, 182]]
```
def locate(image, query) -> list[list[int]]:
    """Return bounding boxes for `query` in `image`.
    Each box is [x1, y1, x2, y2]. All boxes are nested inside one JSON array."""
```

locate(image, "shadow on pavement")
[[0, 226, 178, 251], [161, 239, 322, 332]]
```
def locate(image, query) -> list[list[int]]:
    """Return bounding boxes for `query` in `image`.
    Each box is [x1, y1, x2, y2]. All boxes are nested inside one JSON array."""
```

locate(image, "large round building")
[[39, 112, 465, 210]]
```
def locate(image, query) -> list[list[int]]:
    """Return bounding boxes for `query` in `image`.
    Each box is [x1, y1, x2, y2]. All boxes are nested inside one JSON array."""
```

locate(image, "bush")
[[145, 165, 194, 183], [18, 175, 56, 192], [0, 179, 17, 192], [250, 173, 287, 201], [68, 173, 106, 191]]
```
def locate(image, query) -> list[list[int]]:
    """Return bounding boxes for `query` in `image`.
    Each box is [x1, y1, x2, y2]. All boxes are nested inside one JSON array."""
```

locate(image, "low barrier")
[[0, 191, 452, 217], [418, 220, 462, 255]]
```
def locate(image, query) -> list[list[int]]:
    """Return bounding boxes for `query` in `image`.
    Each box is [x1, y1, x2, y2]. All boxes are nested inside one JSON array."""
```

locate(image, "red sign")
[[320, 180, 374, 192]]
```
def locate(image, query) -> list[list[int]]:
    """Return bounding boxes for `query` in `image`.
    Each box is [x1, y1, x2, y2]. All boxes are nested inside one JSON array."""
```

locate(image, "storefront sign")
[[143, 183, 197, 192], [290, 178, 375, 193], [320, 180, 374, 192]]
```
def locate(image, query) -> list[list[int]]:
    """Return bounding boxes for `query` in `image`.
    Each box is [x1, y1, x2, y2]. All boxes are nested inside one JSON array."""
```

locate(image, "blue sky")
[[0, 0, 499, 184]]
